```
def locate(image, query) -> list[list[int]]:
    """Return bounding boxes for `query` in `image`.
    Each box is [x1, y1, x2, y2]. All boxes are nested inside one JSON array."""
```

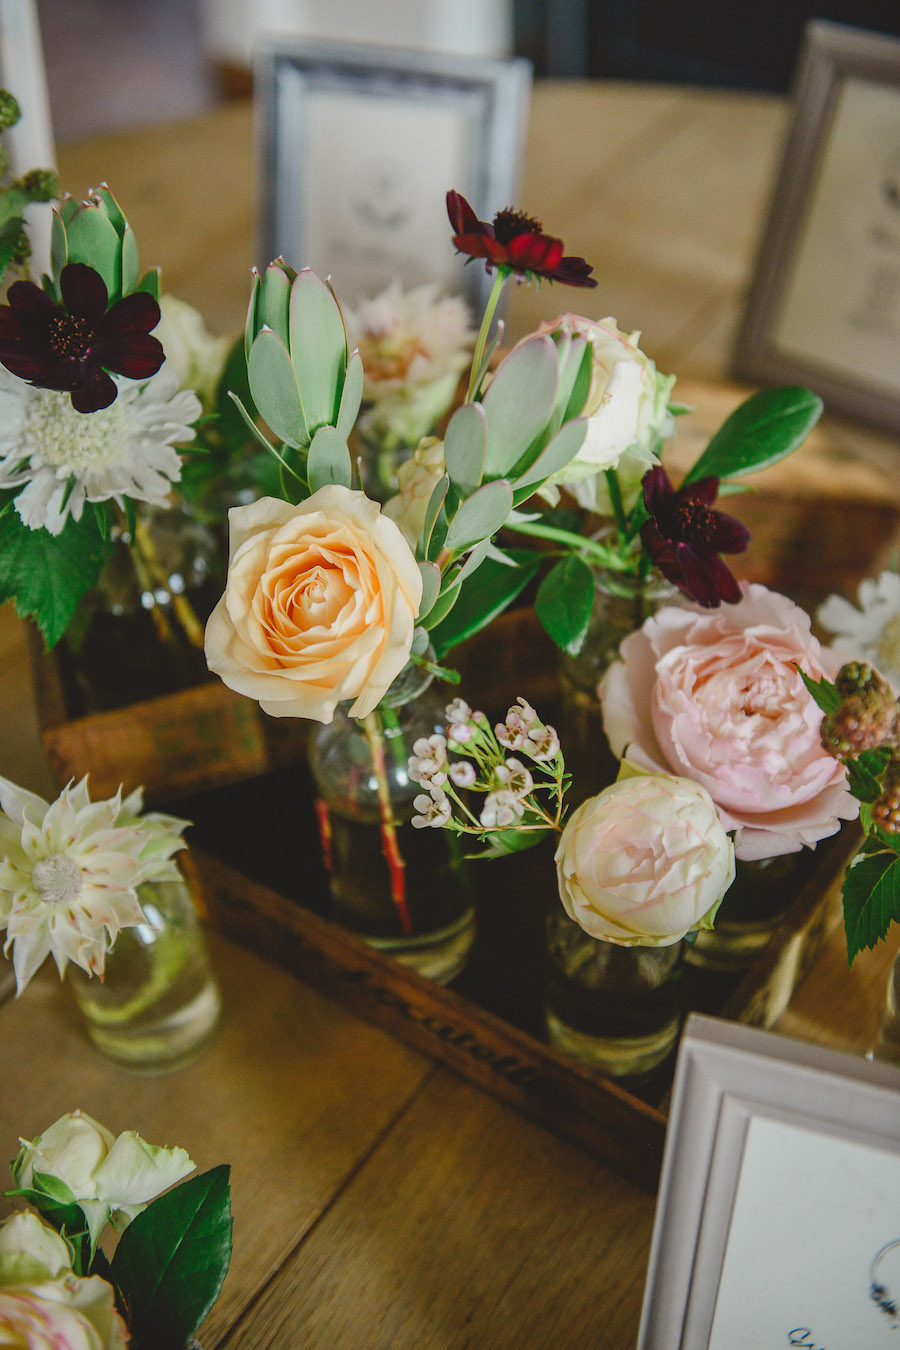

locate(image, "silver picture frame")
[[256, 39, 532, 312], [733, 20, 900, 435], [639, 1014, 900, 1348]]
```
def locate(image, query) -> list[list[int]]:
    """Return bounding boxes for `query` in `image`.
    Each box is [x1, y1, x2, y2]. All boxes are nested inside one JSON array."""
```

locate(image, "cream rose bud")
[[555, 773, 735, 947], [12, 1110, 194, 1248], [0, 1214, 72, 1287], [383, 439, 446, 548], [206, 486, 423, 724], [532, 314, 675, 513]]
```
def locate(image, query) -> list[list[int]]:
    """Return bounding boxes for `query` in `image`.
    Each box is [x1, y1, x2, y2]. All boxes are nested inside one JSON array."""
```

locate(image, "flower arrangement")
[[1, 1109, 231, 1349], [0, 774, 189, 993]]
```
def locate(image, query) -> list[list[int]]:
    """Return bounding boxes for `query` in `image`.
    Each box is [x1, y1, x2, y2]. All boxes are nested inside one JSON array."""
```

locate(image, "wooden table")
[[2, 81, 900, 1348]]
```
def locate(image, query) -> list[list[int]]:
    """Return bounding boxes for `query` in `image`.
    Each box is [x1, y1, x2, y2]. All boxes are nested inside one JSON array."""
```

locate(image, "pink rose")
[[0, 1276, 129, 1349], [555, 771, 735, 946], [600, 583, 858, 860], [205, 487, 423, 724]]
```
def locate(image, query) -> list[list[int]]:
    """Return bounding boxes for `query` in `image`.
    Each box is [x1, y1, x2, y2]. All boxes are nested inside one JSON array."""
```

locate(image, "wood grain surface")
[[2, 82, 900, 1348]]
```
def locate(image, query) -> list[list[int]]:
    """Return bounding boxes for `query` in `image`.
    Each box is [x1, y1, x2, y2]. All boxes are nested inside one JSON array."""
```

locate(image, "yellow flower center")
[[32, 854, 83, 905], [24, 388, 128, 472]]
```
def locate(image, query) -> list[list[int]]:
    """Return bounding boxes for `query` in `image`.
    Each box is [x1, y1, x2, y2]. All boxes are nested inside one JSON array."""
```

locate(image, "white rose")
[[383, 439, 446, 548], [205, 486, 423, 723], [12, 1111, 194, 1249], [555, 771, 735, 946], [533, 315, 675, 514], [0, 1275, 129, 1349], [155, 295, 229, 405]]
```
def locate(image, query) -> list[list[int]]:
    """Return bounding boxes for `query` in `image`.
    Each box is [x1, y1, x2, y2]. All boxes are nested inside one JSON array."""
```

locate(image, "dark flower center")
[[492, 207, 543, 243], [46, 314, 92, 359], [673, 498, 716, 544]]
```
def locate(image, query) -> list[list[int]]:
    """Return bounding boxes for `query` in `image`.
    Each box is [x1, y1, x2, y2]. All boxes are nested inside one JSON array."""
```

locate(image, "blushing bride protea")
[[0, 363, 200, 536], [0, 776, 189, 993]]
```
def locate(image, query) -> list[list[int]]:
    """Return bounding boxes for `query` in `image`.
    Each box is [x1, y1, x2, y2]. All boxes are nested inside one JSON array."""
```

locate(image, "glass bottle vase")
[[559, 560, 678, 803], [308, 662, 475, 984], [544, 906, 684, 1079], [683, 850, 815, 973], [70, 872, 221, 1073]]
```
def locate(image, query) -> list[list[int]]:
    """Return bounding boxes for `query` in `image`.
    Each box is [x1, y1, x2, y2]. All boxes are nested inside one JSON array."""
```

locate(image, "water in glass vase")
[[71, 878, 221, 1073]]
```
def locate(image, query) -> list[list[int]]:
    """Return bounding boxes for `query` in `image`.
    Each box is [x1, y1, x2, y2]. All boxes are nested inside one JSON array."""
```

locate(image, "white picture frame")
[[256, 39, 531, 311], [733, 20, 900, 435], [639, 1014, 900, 1349]]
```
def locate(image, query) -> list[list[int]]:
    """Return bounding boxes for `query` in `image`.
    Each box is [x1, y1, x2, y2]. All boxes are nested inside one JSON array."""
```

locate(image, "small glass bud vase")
[[869, 946, 900, 1064], [544, 907, 684, 1079], [683, 851, 813, 973], [70, 872, 221, 1073], [559, 557, 678, 803], [308, 661, 476, 984]]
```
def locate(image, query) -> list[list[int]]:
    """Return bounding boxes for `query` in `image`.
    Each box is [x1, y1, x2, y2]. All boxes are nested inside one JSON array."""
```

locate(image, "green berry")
[[19, 168, 60, 202], [0, 90, 21, 132]]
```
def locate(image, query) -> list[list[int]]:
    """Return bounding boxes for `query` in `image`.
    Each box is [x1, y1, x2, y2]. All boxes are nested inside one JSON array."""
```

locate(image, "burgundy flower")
[[446, 190, 596, 288], [0, 262, 163, 413], [640, 466, 750, 608]]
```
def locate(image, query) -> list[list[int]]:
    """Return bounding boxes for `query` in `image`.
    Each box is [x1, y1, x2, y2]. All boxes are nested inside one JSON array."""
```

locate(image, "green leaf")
[[257, 262, 292, 347], [847, 747, 891, 803], [0, 216, 24, 276], [796, 667, 841, 715], [481, 337, 559, 477], [120, 225, 139, 297], [243, 267, 261, 360], [444, 402, 487, 497], [535, 554, 595, 656], [248, 329, 305, 449], [684, 386, 823, 485], [454, 538, 491, 586], [430, 550, 542, 658], [337, 348, 363, 440], [136, 268, 160, 300], [418, 475, 449, 559], [288, 269, 347, 435], [444, 480, 513, 552], [417, 561, 441, 619], [226, 391, 280, 458], [843, 851, 900, 964], [470, 827, 550, 857], [513, 417, 586, 495], [50, 207, 68, 282], [560, 338, 592, 423], [111, 1165, 232, 1350], [0, 510, 113, 647], [307, 426, 352, 491], [421, 574, 462, 629]]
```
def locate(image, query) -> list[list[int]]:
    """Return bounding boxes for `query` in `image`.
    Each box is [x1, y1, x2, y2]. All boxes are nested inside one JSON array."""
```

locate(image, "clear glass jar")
[[308, 661, 475, 984], [70, 872, 221, 1073], [869, 946, 900, 1064], [59, 503, 223, 713], [559, 558, 678, 804], [544, 906, 684, 1079], [684, 851, 813, 973]]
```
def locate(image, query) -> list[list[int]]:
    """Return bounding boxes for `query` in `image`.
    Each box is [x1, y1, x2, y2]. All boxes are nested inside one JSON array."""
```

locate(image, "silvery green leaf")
[[513, 417, 587, 495], [549, 334, 589, 432], [248, 329, 305, 449], [337, 349, 364, 439], [411, 627, 430, 656], [257, 263, 292, 348], [418, 474, 449, 558], [243, 269, 261, 360], [444, 402, 487, 496], [444, 480, 513, 552], [307, 426, 352, 491], [417, 561, 441, 619], [425, 507, 449, 562], [226, 392, 280, 457], [121, 225, 139, 296], [561, 339, 593, 423], [50, 209, 67, 283], [422, 576, 462, 630], [482, 336, 559, 477], [429, 550, 542, 657], [485, 541, 520, 566], [289, 269, 347, 435], [136, 268, 160, 300], [455, 538, 491, 585]]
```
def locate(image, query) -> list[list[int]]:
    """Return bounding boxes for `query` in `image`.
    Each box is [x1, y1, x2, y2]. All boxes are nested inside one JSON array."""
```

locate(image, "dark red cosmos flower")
[[640, 466, 750, 608], [446, 190, 596, 288], [0, 262, 163, 413]]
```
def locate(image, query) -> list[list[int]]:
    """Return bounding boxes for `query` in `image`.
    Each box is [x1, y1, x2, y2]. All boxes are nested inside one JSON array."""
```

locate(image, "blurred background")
[[36, 0, 900, 146]]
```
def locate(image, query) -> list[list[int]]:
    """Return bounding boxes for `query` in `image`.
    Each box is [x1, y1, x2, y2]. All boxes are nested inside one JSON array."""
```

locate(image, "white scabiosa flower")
[[0, 364, 200, 536], [817, 571, 900, 691], [0, 775, 189, 993]]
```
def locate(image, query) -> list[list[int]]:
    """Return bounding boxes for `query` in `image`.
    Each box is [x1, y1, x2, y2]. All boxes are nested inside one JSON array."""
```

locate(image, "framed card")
[[733, 20, 900, 434], [639, 1014, 900, 1349], [256, 39, 531, 310]]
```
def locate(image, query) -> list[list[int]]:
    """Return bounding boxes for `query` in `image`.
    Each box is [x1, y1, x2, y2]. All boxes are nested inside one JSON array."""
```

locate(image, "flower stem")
[[132, 513, 206, 650], [360, 708, 413, 935], [466, 271, 507, 403], [604, 467, 628, 544]]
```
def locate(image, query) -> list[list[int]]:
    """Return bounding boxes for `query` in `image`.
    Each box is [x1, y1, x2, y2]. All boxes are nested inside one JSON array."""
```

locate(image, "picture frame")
[[733, 20, 900, 435], [255, 39, 532, 311], [638, 1014, 900, 1348]]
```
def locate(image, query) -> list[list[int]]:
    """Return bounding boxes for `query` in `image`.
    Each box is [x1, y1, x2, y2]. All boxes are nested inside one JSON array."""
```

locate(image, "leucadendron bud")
[[49, 182, 157, 306], [241, 261, 363, 451]]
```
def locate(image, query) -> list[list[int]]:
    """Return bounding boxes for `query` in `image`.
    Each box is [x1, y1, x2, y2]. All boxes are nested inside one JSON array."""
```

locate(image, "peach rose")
[[600, 583, 858, 860], [555, 771, 735, 946], [205, 486, 422, 723]]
